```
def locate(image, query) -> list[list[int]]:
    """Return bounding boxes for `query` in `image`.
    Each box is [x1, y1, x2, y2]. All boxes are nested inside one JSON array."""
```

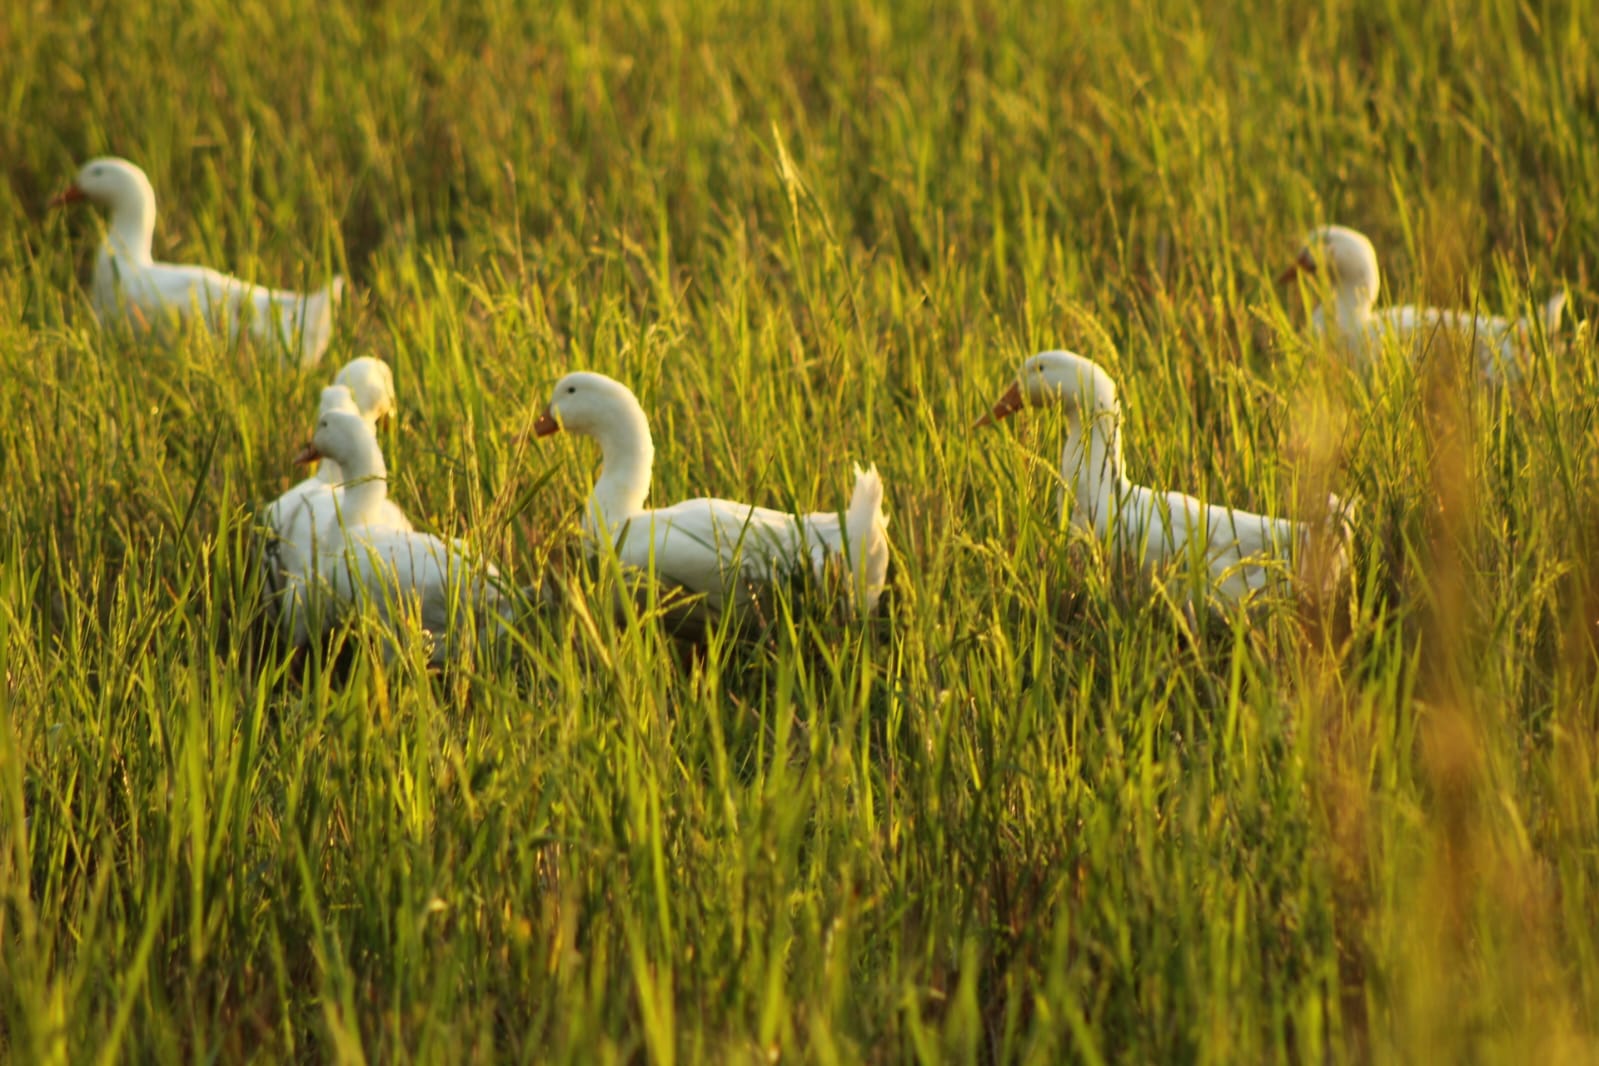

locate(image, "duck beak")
[[975, 382, 1025, 429], [532, 405, 560, 438], [1276, 249, 1317, 285], [293, 442, 321, 466], [48, 184, 86, 209]]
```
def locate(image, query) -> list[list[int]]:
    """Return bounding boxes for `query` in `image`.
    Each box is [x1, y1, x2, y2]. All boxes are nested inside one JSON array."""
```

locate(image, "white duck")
[[978, 351, 1352, 605], [534, 371, 891, 615], [292, 409, 513, 663], [264, 358, 409, 535], [1280, 224, 1566, 382], [50, 157, 345, 366], [264, 358, 413, 643]]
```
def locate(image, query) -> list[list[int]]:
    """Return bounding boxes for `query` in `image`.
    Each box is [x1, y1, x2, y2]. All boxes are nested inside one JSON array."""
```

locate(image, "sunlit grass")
[[2, 0, 1598, 1060]]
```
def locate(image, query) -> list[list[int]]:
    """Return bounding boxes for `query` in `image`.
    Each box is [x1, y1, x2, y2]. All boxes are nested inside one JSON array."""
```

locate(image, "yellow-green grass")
[[2, 0, 1598, 1059]]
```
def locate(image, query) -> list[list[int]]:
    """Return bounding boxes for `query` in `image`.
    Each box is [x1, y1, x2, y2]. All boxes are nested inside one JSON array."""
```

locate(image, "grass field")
[[4, 0, 1599, 1060]]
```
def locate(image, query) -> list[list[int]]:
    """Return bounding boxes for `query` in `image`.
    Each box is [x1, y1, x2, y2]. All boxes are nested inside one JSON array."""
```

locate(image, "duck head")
[[533, 371, 646, 439], [976, 350, 1120, 428], [50, 157, 156, 215], [294, 408, 375, 467], [333, 357, 398, 427], [1278, 225, 1381, 309]]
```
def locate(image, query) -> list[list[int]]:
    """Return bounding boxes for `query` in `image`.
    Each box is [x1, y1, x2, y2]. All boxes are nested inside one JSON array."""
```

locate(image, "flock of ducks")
[[49, 156, 1572, 664]]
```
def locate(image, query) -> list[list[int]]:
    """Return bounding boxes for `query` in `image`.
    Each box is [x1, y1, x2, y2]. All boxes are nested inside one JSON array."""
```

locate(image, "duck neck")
[[1335, 284, 1376, 337], [1062, 394, 1128, 532], [585, 405, 653, 539], [105, 183, 157, 265], [331, 439, 388, 526], [1332, 258, 1382, 339]]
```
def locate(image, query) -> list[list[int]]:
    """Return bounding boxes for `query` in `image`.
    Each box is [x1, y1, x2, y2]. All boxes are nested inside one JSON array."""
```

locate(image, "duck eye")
[[566, 386, 577, 394]]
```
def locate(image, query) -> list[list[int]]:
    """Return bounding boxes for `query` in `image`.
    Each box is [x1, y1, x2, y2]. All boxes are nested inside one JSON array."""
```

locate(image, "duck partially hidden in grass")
[[533, 371, 891, 618], [1279, 224, 1566, 383], [290, 408, 514, 664], [978, 350, 1353, 606], [263, 357, 413, 645], [50, 156, 344, 366]]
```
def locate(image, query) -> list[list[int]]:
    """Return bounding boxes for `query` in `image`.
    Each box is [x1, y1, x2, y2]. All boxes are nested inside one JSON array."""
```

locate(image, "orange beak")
[[532, 406, 560, 438], [48, 184, 86, 209], [293, 442, 321, 466], [974, 381, 1025, 429], [1276, 249, 1317, 285]]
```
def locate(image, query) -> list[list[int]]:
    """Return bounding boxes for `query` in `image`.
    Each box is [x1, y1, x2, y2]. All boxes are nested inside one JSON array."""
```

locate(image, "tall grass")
[[2, 0, 1597, 1059]]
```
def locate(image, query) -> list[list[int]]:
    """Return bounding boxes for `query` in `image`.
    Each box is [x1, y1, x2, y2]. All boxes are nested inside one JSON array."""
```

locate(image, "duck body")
[[536, 371, 891, 615], [1080, 474, 1313, 603], [90, 244, 344, 366], [312, 525, 513, 664], [598, 478, 888, 612], [1311, 299, 1567, 382], [980, 350, 1350, 604], [53, 157, 343, 366]]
